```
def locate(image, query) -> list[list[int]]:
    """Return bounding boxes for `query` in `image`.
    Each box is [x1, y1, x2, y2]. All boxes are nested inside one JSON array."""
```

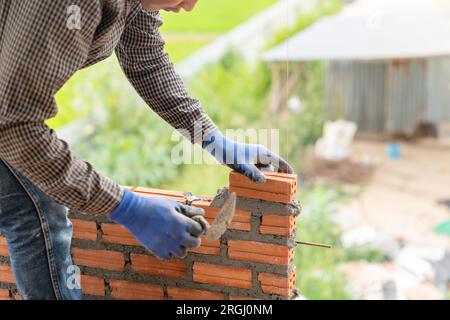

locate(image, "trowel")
[[192, 192, 236, 242]]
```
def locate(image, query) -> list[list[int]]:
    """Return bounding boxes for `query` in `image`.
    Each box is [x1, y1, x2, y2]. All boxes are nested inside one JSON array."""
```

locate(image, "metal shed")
[[262, 0, 450, 135]]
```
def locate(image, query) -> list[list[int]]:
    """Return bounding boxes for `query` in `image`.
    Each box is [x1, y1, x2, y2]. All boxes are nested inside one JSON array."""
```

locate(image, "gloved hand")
[[202, 129, 294, 183], [108, 188, 205, 260]]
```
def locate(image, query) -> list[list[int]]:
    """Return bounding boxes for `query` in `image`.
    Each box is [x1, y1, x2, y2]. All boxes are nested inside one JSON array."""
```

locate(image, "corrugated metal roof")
[[262, 0, 450, 62]]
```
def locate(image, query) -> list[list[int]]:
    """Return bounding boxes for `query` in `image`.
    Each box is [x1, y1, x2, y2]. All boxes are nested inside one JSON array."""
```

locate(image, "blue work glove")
[[108, 189, 205, 260], [202, 129, 294, 183]]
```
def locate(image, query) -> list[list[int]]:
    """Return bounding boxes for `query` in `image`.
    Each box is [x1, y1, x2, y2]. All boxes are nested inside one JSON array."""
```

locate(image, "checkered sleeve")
[[115, 6, 218, 144], [0, 1, 123, 215]]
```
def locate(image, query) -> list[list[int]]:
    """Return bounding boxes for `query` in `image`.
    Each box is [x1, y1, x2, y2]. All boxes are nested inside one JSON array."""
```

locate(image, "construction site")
[[0, 0, 449, 302]]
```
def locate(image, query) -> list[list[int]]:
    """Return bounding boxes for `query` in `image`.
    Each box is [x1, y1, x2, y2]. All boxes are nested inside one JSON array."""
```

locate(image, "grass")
[[160, 0, 278, 61], [268, 0, 344, 47], [163, 37, 211, 63], [160, 0, 278, 33]]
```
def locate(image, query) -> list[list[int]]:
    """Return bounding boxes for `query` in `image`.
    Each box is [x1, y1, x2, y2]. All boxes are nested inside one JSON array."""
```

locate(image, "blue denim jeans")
[[0, 158, 83, 300]]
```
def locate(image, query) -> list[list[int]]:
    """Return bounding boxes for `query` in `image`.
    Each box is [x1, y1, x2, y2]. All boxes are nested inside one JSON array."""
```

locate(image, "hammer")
[[191, 192, 237, 242]]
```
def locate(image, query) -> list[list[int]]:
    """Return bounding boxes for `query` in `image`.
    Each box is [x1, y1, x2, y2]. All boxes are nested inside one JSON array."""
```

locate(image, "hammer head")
[[204, 192, 236, 242]]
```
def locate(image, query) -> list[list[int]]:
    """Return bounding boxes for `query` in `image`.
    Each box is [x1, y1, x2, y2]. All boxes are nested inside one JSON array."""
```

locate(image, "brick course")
[[193, 262, 253, 289], [72, 219, 98, 242], [72, 248, 125, 272], [110, 280, 164, 300], [0, 171, 300, 300], [167, 287, 224, 300]]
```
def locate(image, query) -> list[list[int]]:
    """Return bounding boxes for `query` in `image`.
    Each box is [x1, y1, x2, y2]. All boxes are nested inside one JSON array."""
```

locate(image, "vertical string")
[[285, 0, 290, 164]]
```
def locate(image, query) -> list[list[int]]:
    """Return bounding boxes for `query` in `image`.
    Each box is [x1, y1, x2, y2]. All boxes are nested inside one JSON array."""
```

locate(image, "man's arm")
[[115, 5, 294, 182], [115, 6, 218, 144], [0, 1, 123, 215]]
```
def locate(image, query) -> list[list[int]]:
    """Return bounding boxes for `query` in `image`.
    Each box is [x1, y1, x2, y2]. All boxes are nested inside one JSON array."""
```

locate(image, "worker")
[[0, 0, 293, 299]]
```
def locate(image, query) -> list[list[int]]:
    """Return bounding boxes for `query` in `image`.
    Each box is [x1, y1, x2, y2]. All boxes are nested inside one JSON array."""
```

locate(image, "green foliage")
[[271, 62, 327, 170], [294, 186, 351, 299], [189, 52, 272, 129], [342, 248, 388, 263]]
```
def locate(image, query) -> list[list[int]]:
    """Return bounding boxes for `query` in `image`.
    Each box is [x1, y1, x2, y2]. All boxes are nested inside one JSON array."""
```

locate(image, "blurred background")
[[49, 0, 450, 300]]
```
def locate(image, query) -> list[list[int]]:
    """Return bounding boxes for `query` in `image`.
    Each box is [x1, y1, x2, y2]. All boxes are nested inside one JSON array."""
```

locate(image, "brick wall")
[[0, 171, 300, 300]]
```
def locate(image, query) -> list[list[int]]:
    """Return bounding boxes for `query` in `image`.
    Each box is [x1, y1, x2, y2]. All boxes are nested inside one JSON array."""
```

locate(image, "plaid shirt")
[[0, 0, 217, 215]]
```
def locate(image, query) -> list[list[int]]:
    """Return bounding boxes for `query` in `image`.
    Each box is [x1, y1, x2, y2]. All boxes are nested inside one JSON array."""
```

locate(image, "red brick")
[[72, 219, 97, 241], [228, 239, 290, 256], [194, 274, 253, 289], [193, 263, 252, 289], [0, 264, 15, 284], [81, 275, 104, 296], [131, 187, 187, 204], [261, 215, 293, 228], [110, 280, 164, 300], [260, 215, 296, 236], [72, 248, 125, 272], [101, 223, 140, 246], [228, 251, 292, 266], [190, 235, 221, 255], [190, 246, 220, 255], [0, 289, 10, 300], [168, 287, 224, 300], [229, 295, 259, 300], [0, 236, 8, 257], [229, 186, 295, 204], [135, 193, 187, 203], [258, 268, 296, 296], [263, 171, 298, 182], [14, 293, 21, 300], [229, 171, 297, 195], [259, 226, 292, 236], [228, 240, 293, 265], [132, 187, 184, 197], [131, 254, 186, 278]]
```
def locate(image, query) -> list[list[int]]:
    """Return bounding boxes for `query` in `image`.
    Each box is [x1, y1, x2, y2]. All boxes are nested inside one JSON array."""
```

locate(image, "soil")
[[306, 138, 450, 247]]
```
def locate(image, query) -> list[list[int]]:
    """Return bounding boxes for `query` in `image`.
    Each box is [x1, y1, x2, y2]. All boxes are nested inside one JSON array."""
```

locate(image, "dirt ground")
[[337, 138, 450, 248]]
